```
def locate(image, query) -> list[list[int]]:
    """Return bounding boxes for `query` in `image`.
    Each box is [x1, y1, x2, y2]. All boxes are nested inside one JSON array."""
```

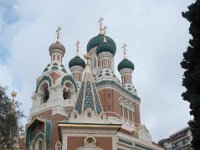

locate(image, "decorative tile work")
[[74, 65, 103, 114], [84, 81, 95, 111], [75, 82, 85, 113], [96, 80, 140, 101], [92, 83, 102, 114]]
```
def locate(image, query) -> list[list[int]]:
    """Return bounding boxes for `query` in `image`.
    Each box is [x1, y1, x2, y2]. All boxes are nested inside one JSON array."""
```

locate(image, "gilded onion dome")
[[49, 41, 66, 56]]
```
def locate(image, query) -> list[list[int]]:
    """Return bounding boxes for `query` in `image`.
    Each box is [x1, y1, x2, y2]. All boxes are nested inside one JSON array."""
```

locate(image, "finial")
[[11, 91, 17, 103], [75, 40, 80, 56], [122, 43, 127, 59], [56, 26, 61, 41], [84, 54, 92, 64], [103, 26, 107, 42], [98, 17, 104, 34]]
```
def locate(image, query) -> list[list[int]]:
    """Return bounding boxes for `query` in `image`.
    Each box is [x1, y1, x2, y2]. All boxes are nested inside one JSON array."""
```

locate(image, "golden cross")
[[75, 40, 80, 56], [122, 43, 127, 58], [103, 26, 107, 35], [98, 17, 104, 29], [56, 26, 61, 41]]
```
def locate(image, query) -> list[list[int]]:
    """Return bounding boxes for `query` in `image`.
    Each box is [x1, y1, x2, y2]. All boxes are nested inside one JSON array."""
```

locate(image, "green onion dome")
[[87, 34, 116, 52], [117, 58, 134, 72], [69, 56, 86, 69], [96, 40, 116, 56], [49, 41, 66, 56]]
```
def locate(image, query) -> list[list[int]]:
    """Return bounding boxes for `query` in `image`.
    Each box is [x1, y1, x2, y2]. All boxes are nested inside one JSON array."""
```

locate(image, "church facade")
[[22, 19, 164, 150]]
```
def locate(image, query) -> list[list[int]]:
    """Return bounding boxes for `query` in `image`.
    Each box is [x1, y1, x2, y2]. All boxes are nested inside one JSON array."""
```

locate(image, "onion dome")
[[86, 34, 116, 52], [117, 58, 134, 72], [96, 39, 116, 56], [49, 41, 66, 56], [69, 56, 86, 69]]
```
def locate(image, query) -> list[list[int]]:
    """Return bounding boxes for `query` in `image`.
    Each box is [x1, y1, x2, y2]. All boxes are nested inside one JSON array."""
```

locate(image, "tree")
[[181, 1, 200, 149], [0, 86, 25, 148]]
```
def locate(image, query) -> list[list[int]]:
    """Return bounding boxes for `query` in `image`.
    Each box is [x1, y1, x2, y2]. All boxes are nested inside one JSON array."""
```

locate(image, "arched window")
[[57, 55, 60, 61], [30, 140, 35, 150], [39, 83, 49, 103], [84, 136, 96, 146], [94, 57, 96, 68], [35, 139, 44, 150], [63, 83, 73, 99]]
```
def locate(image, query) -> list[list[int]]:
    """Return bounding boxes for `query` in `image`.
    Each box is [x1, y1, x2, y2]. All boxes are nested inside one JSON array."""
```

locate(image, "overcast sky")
[[0, 0, 195, 142]]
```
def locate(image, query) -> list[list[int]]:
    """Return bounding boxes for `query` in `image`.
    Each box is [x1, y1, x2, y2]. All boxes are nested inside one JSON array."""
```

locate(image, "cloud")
[[0, 0, 195, 142]]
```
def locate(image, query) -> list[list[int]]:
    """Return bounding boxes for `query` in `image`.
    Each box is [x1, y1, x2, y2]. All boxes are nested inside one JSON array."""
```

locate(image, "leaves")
[[181, 0, 200, 149], [0, 86, 25, 148]]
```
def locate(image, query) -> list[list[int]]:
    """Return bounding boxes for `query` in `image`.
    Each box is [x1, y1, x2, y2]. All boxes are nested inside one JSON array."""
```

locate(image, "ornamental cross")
[[122, 43, 127, 58], [75, 40, 80, 56], [103, 26, 107, 35], [56, 26, 61, 41], [98, 17, 104, 29]]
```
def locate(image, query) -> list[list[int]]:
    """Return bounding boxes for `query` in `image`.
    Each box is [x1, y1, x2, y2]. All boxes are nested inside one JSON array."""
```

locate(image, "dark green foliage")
[[181, 1, 200, 149], [0, 86, 25, 148]]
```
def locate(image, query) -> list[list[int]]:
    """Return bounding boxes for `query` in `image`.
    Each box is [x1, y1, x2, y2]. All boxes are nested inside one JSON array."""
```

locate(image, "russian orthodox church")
[[22, 18, 164, 150]]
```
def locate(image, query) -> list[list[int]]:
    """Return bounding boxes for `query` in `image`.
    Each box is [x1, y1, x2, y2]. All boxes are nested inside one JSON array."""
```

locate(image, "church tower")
[[25, 27, 78, 150], [69, 41, 86, 87], [118, 44, 137, 95], [23, 20, 164, 150]]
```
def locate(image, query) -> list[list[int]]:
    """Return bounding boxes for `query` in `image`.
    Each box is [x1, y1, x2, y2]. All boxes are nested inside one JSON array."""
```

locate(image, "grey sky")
[[0, 0, 194, 141]]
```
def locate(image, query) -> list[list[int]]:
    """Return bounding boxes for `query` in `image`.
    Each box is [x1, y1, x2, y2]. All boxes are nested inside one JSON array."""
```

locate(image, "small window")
[[74, 114, 77, 119], [108, 105, 111, 111], [101, 115, 103, 119], [129, 110, 132, 121], [88, 112, 91, 117], [94, 57, 96, 68], [57, 55, 60, 61], [107, 93, 110, 99], [86, 138, 94, 144], [120, 105, 123, 116], [124, 108, 128, 118]]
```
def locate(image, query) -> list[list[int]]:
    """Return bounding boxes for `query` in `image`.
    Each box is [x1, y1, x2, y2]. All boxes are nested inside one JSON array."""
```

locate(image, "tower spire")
[[122, 43, 127, 59], [56, 26, 61, 41], [75, 53, 103, 114], [75, 40, 80, 56], [98, 17, 104, 34]]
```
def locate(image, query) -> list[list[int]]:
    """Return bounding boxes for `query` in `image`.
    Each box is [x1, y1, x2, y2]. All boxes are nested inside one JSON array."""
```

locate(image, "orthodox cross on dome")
[[122, 43, 127, 58], [56, 26, 61, 41], [98, 17, 104, 34], [75, 40, 80, 56], [103, 26, 107, 42], [98, 17, 104, 30]]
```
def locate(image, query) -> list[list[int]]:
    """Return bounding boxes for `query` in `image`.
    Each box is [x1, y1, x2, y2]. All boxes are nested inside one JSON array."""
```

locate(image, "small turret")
[[118, 44, 134, 85], [49, 27, 66, 63], [69, 41, 86, 83]]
